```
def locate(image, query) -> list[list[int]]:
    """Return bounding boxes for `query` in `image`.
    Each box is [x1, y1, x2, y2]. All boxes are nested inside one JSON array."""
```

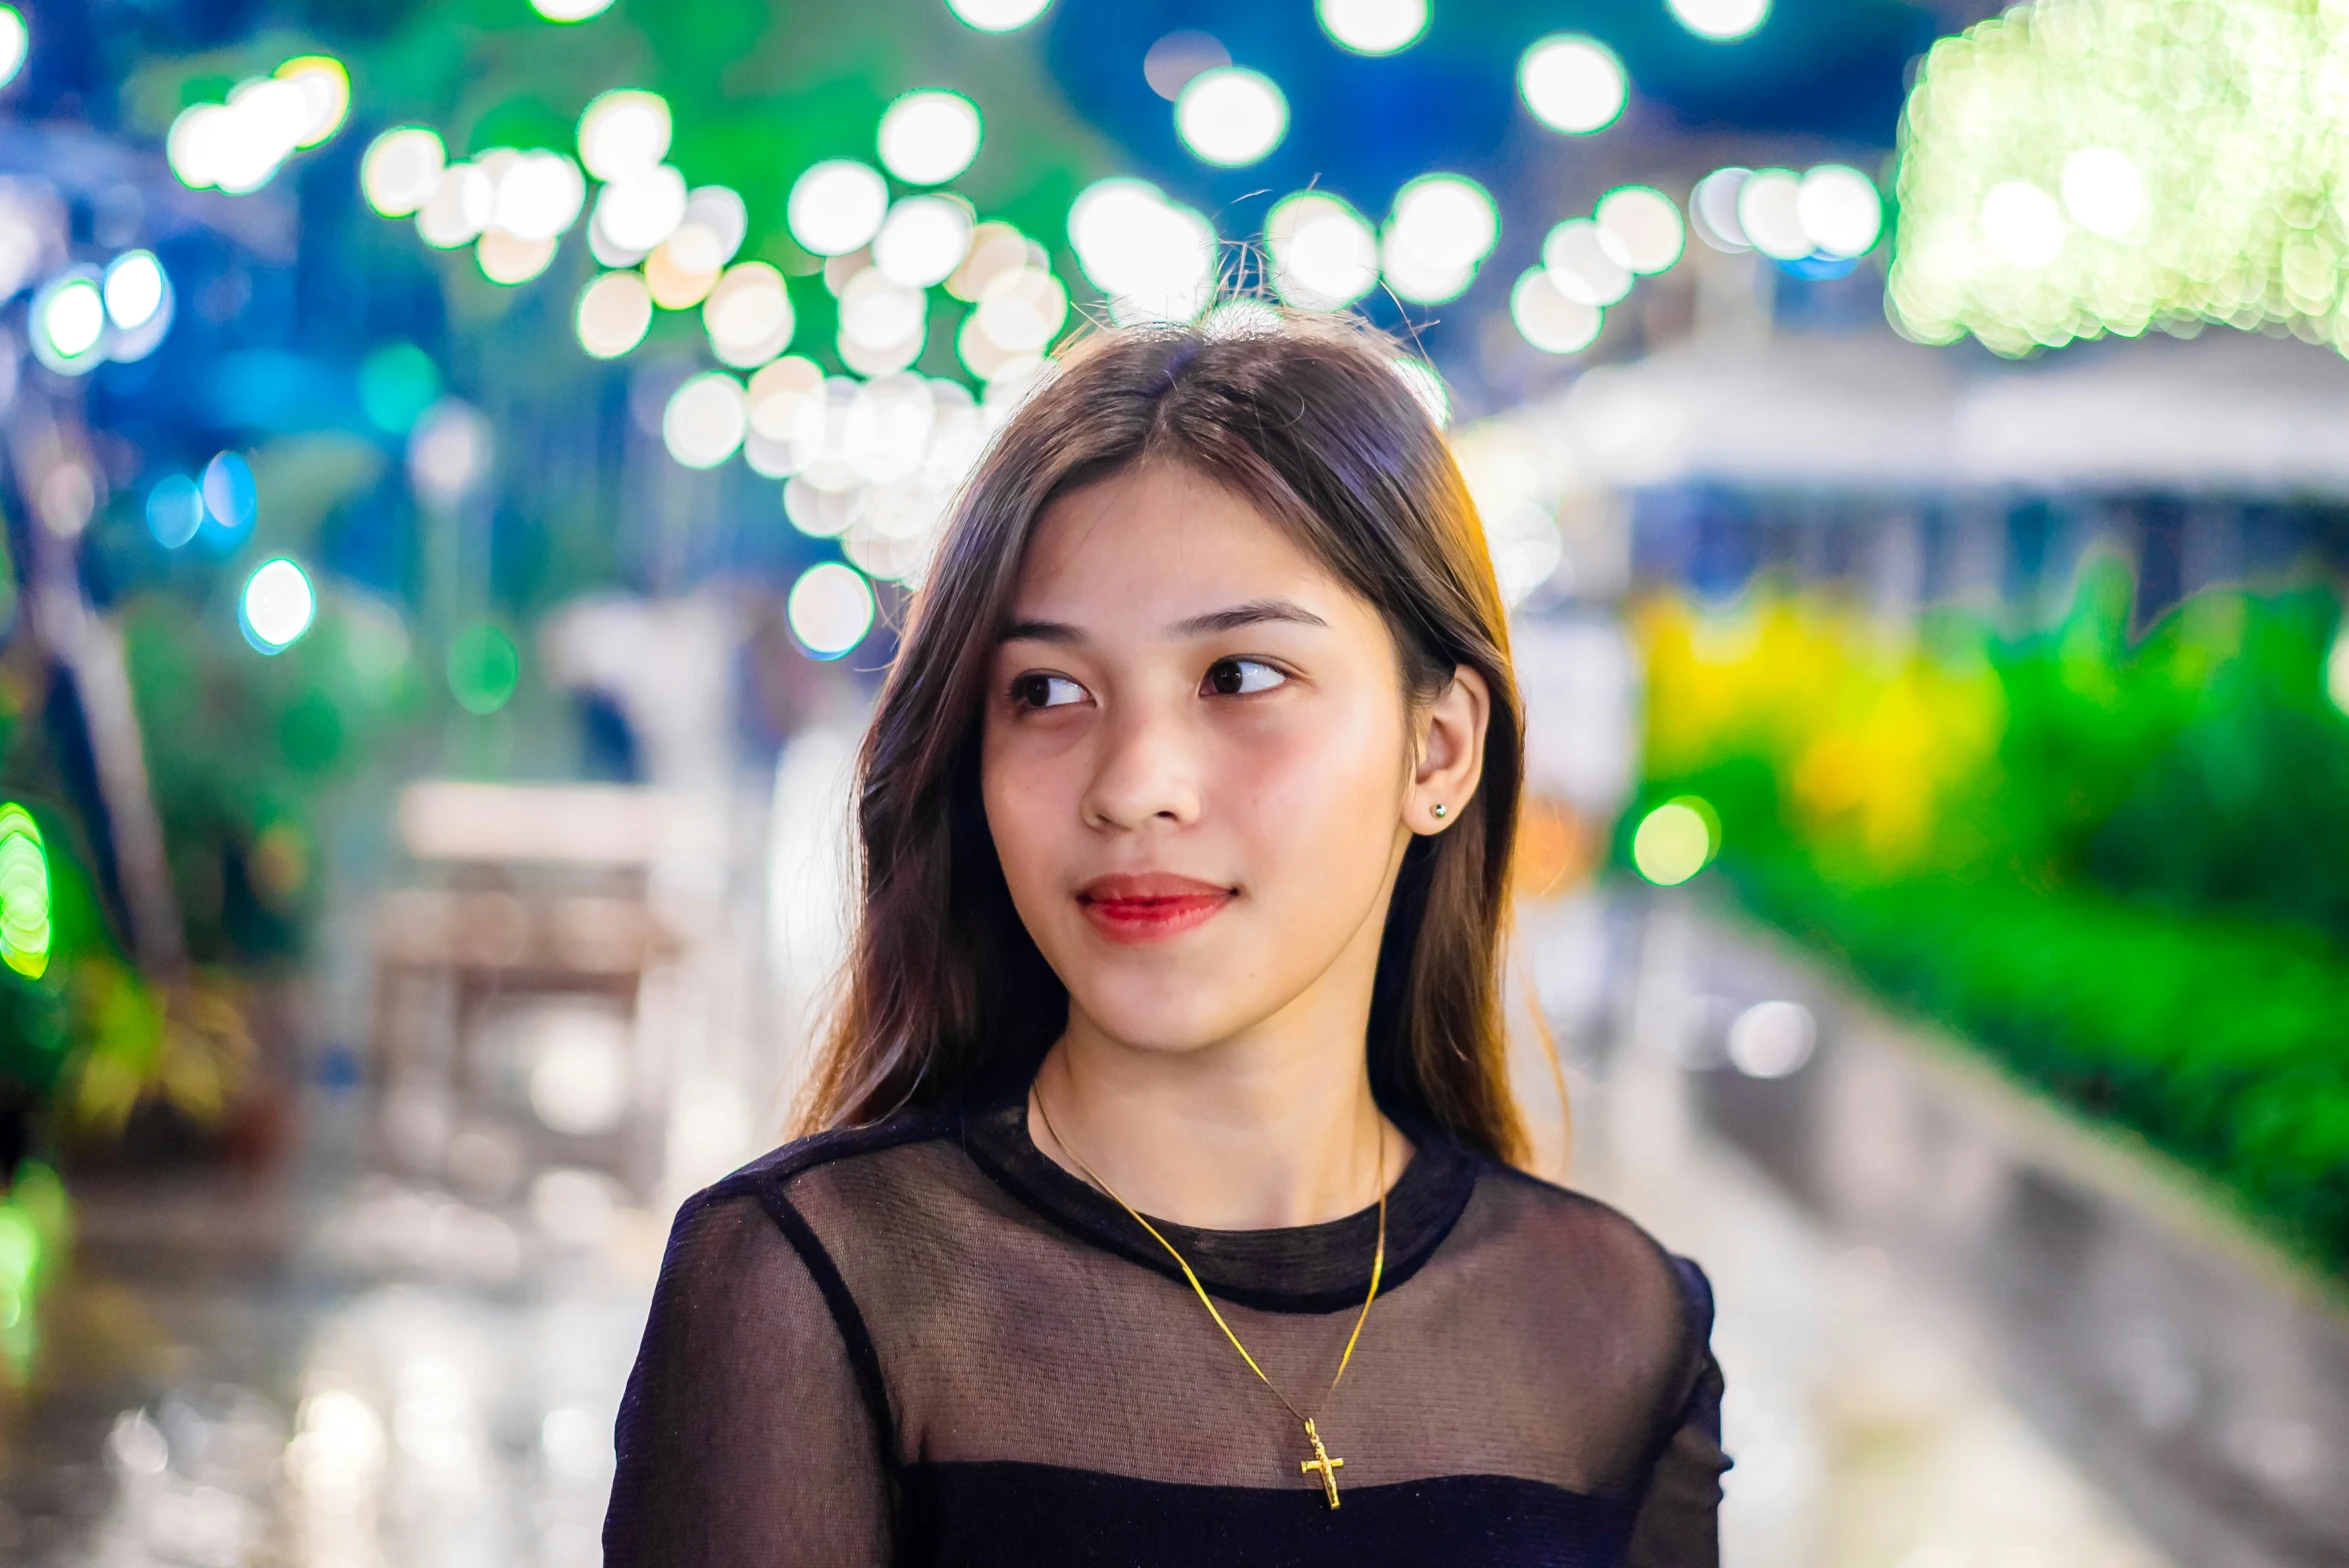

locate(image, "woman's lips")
[[1076, 873, 1236, 944]]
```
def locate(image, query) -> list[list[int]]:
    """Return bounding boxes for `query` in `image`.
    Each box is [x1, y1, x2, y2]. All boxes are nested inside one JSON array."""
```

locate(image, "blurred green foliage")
[[1635, 556, 2349, 1271], [0, 571, 420, 1155]]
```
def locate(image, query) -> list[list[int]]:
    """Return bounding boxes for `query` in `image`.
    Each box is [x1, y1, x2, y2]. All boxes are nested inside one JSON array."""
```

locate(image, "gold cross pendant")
[[1298, 1418, 1345, 1509]]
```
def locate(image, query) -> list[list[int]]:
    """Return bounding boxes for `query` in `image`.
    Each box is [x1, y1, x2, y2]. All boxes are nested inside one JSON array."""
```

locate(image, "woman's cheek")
[[982, 746, 1066, 910], [1218, 708, 1400, 878]]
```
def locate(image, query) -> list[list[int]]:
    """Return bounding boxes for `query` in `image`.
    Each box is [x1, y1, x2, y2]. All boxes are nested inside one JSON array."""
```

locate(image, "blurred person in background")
[[604, 314, 1725, 1566]]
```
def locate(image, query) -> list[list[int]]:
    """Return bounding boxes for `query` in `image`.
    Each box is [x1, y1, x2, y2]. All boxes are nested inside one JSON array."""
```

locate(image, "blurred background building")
[[0, 0, 2345, 1564]]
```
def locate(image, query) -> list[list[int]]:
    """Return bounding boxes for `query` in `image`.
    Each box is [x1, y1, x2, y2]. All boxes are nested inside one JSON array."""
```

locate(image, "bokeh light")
[[1668, 0, 1770, 43], [1144, 31, 1228, 99], [448, 624, 520, 714], [1887, 0, 2349, 354], [663, 373, 749, 469], [1735, 168, 1811, 260], [878, 90, 982, 186], [531, 0, 616, 20], [784, 475, 857, 537], [276, 57, 350, 148], [2327, 628, 2349, 717], [1175, 67, 1289, 168], [973, 265, 1067, 355], [360, 342, 440, 434], [1317, 0, 1429, 56], [0, 804, 49, 981], [875, 195, 975, 289], [645, 241, 719, 310], [362, 127, 447, 218], [146, 475, 205, 549], [1690, 167, 1750, 251], [748, 356, 825, 449], [837, 269, 928, 375], [167, 58, 349, 195], [477, 230, 557, 286], [788, 160, 889, 257], [1980, 180, 2064, 270], [1727, 1000, 1816, 1078], [945, 0, 1051, 31], [1069, 178, 1216, 323], [0, 8, 23, 91], [241, 558, 317, 653], [593, 163, 688, 257], [1381, 173, 1498, 304], [202, 452, 258, 535], [408, 400, 492, 507], [31, 273, 103, 371], [666, 187, 747, 279], [1594, 186, 1685, 275], [1511, 267, 1603, 354], [578, 90, 671, 182], [1267, 192, 1378, 311], [2061, 148, 2145, 240], [946, 220, 1034, 302], [1795, 165, 1882, 258], [575, 271, 653, 358], [1543, 219, 1633, 306], [1519, 36, 1627, 136], [489, 150, 586, 243], [102, 250, 165, 330], [786, 564, 877, 659], [704, 262, 795, 368], [418, 163, 494, 249], [1632, 798, 1716, 886]]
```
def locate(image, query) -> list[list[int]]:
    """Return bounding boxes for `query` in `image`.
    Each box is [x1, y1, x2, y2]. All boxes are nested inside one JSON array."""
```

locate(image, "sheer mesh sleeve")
[[604, 1190, 891, 1568], [1623, 1259, 1728, 1568]]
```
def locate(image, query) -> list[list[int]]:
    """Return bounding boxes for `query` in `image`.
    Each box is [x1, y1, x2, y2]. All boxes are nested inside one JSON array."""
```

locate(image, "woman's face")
[[982, 462, 1479, 1059]]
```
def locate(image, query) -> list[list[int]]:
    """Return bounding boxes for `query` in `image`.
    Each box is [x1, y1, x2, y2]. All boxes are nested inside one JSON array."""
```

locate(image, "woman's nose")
[[1079, 696, 1201, 830]]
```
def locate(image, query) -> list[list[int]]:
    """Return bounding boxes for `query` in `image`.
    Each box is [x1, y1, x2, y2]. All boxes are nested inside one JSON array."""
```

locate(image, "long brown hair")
[[801, 312, 1529, 1163]]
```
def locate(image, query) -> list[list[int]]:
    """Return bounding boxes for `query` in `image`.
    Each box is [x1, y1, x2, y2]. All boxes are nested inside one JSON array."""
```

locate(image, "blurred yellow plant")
[[66, 959, 256, 1135], [1638, 591, 2006, 876]]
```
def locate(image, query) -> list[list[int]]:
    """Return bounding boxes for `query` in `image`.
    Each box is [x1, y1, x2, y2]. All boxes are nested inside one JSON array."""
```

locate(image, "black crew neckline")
[[956, 1086, 1484, 1315]]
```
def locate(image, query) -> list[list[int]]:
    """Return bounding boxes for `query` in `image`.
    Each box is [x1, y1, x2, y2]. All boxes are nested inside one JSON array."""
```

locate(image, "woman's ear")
[[1408, 665, 1490, 835]]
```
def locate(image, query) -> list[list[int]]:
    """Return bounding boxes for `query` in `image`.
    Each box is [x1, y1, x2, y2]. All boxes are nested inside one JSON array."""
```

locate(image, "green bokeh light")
[[1891, 0, 2349, 355], [0, 803, 51, 981], [1632, 797, 1718, 887], [448, 623, 520, 715], [359, 343, 441, 436]]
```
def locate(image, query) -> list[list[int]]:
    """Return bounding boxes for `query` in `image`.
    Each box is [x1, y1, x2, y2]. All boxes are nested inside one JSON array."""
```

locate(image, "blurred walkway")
[[0, 1083, 661, 1568], [1522, 894, 2174, 1568]]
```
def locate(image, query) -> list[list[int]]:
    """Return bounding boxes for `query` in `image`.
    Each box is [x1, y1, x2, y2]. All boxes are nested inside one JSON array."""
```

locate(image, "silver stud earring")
[[1430, 803, 1447, 820]]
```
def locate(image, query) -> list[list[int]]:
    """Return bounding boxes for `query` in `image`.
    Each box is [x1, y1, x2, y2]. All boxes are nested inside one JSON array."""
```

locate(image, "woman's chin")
[[1064, 990, 1269, 1060]]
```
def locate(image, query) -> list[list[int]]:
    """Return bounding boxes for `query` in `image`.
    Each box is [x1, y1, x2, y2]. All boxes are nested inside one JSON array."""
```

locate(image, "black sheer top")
[[604, 1090, 1727, 1568]]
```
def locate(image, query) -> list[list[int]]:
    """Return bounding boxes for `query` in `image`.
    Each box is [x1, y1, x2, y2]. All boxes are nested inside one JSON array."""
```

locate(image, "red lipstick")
[[1075, 872, 1235, 944]]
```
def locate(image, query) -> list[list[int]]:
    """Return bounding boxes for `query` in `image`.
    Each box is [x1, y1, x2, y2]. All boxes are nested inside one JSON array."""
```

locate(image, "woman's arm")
[[605, 1190, 892, 1567], [1623, 1258, 1729, 1568]]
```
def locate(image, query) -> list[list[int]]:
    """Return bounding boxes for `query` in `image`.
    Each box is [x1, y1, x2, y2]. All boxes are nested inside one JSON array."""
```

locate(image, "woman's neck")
[[1028, 1007, 1411, 1231]]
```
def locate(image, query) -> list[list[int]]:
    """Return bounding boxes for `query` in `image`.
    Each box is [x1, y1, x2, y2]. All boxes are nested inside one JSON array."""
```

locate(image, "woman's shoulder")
[[1463, 1160, 1716, 1345], [689, 1105, 964, 1223]]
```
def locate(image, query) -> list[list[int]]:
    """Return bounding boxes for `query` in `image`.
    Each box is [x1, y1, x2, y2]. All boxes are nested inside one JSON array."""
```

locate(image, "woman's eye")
[[1203, 658, 1287, 697], [1011, 673, 1086, 710]]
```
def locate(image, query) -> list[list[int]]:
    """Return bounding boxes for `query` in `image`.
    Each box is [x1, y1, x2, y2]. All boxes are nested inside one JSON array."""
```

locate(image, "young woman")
[[604, 317, 1725, 1566]]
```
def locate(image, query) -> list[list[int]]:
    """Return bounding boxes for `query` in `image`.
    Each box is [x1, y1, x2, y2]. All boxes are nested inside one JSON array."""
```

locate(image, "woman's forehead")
[[1011, 464, 1357, 627]]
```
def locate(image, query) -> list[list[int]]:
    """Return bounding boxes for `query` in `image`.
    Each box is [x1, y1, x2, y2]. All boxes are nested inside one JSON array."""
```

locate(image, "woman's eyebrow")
[[999, 600, 1328, 645], [1000, 618, 1083, 645], [1167, 599, 1330, 637]]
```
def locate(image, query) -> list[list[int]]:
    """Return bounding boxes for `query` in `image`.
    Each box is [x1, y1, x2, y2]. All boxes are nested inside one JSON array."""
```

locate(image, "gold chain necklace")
[[1031, 1088, 1388, 1509]]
